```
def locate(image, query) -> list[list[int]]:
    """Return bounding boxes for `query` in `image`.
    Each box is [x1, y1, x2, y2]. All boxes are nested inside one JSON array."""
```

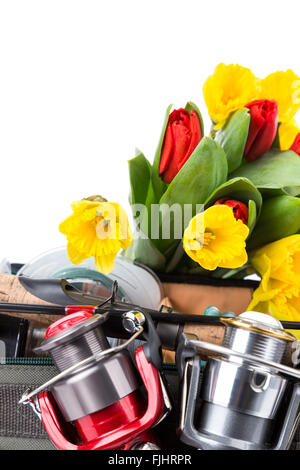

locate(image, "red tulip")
[[214, 198, 248, 224], [290, 133, 300, 156], [159, 108, 202, 183], [244, 100, 278, 162]]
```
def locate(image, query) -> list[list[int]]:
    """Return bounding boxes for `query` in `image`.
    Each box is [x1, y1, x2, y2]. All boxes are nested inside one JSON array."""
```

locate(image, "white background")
[[0, 0, 299, 263]]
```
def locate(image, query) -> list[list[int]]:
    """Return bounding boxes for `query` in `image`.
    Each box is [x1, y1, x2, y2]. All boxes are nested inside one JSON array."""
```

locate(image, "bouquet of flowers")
[[59, 63, 300, 331]]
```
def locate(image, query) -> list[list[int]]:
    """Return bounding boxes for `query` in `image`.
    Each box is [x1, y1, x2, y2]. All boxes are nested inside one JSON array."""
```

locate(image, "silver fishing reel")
[[177, 311, 300, 450]]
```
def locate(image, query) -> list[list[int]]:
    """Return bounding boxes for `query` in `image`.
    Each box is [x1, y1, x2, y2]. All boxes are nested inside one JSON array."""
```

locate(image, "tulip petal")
[[181, 110, 202, 168], [244, 106, 266, 156], [244, 100, 278, 161], [250, 116, 278, 158], [291, 134, 300, 156], [185, 101, 204, 137], [158, 123, 174, 176], [159, 107, 202, 184], [171, 120, 191, 168]]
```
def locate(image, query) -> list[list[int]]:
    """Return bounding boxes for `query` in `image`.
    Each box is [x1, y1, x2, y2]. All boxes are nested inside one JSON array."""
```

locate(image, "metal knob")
[[122, 311, 145, 333], [131, 441, 160, 450]]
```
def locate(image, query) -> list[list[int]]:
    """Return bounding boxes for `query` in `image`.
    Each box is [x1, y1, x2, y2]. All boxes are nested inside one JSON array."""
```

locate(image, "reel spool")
[[20, 308, 170, 450], [177, 311, 300, 450]]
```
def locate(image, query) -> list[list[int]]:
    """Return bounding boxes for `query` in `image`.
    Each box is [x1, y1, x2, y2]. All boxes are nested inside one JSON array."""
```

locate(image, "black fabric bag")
[[1, 359, 300, 451]]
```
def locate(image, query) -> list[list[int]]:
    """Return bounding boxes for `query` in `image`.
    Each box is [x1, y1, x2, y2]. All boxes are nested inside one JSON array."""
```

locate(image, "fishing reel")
[[177, 311, 300, 450], [19, 308, 171, 450]]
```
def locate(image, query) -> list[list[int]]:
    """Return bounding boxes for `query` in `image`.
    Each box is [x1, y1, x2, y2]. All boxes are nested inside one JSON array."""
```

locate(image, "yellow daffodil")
[[183, 205, 249, 271], [260, 70, 300, 123], [251, 235, 300, 285], [59, 197, 133, 274], [279, 120, 300, 150], [248, 235, 300, 338], [203, 63, 260, 129], [249, 279, 300, 339]]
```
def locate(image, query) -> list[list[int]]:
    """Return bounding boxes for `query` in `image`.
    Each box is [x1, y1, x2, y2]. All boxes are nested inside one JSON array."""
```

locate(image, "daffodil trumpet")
[[59, 197, 133, 275], [183, 205, 249, 271], [248, 235, 300, 338]]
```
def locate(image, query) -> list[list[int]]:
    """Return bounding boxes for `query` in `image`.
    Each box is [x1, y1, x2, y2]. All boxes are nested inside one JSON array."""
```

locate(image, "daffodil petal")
[[183, 205, 249, 271], [249, 235, 300, 327], [59, 199, 133, 274], [260, 70, 300, 123], [279, 120, 300, 150], [203, 63, 260, 128]]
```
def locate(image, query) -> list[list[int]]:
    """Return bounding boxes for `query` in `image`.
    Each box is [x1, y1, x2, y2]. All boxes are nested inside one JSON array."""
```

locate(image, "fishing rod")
[[0, 301, 222, 351], [1, 281, 299, 354], [2, 301, 299, 328]]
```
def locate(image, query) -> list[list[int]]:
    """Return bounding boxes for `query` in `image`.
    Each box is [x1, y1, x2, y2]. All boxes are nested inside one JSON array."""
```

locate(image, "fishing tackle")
[[177, 311, 300, 450], [19, 308, 170, 450]]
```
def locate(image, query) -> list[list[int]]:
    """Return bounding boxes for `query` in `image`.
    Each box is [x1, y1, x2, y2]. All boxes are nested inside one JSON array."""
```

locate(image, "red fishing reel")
[[20, 308, 170, 450]]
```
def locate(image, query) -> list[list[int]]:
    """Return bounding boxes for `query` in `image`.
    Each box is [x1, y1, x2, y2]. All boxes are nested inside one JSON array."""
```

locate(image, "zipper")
[[2, 357, 54, 366], [2, 356, 177, 370], [162, 363, 177, 371]]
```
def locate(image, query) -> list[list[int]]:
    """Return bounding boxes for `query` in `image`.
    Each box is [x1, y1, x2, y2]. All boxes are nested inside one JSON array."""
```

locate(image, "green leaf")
[[220, 266, 250, 280], [247, 200, 257, 234], [259, 188, 289, 198], [160, 137, 228, 210], [204, 177, 261, 237], [247, 195, 300, 251], [128, 152, 152, 206], [164, 243, 183, 273], [271, 124, 281, 150], [231, 150, 300, 192], [156, 137, 228, 253], [128, 151, 156, 237], [204, 177, 262, 215], [185, 101, 204, 137], [204, 178, 262, 234], [151, 104, 172, 200], [285, 186, 300, 196], [121, 236, 166, 271], [215, 109, 250, 173]]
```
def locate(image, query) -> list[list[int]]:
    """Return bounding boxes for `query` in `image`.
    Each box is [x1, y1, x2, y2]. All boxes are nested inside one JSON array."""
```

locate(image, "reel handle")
[[178, 355, 204, 449], [273, 383, 300, 450]]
